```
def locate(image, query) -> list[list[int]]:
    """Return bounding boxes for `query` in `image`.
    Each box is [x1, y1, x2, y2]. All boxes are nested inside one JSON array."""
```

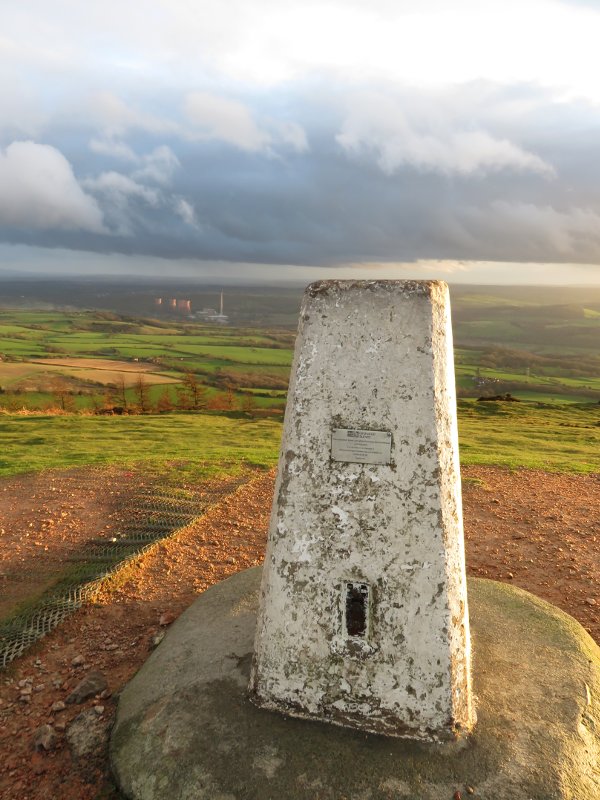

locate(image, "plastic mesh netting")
[[0, 477, 246, 669]]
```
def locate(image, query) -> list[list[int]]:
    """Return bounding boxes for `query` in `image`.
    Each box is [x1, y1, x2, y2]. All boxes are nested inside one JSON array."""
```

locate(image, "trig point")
[[250, 279, 475, 740], [112, 278, 600, 799]]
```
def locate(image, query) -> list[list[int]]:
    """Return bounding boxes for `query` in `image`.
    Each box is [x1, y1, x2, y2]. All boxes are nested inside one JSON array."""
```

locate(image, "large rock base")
[[111, 568, 600, 800]]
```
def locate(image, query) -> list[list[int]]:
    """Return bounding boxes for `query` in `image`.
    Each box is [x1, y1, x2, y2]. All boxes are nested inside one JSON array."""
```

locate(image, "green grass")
[[1, 400, 599, 479], [0, 413, 283, 479], [457, 400, 600, 473], [161, 344, 292, 365], [498, 391, 595, 404], [454, 320, 525, 340], [1, 303, 599, 431]]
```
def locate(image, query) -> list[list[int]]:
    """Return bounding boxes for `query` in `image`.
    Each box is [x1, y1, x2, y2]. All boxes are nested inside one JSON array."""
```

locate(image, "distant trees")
[[133, 374, 151, 413], [239, 393, 258, 415], [49, 379, 76, 412], [155, 388, 175, 413], [113, 375, 129, 410], [0, 369, 259, 417], [177, 371, 207, 410], [207, 384, 235, 411]]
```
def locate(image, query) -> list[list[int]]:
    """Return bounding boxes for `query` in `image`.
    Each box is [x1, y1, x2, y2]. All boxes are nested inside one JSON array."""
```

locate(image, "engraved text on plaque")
[[331, 428, 392, 465]]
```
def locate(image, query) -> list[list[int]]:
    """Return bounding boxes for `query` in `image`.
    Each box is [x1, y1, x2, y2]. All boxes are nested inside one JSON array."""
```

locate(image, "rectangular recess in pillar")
[[345, 582, 369, 638]]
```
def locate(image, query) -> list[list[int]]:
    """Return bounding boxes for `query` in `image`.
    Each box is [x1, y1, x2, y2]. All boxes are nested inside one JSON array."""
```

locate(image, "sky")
[[1, 0, 600, 285]]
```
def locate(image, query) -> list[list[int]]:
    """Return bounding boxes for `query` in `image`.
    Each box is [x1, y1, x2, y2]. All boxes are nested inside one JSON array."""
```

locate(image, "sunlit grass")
[[457, 399, 600, 473], [1, 400, 599, 479], [0, 413, 283, 479]]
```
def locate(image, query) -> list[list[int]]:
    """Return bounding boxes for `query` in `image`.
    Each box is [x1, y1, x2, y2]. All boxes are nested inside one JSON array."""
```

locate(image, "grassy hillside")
[[0, 413, 282, 480], [457, 400, 600, 473], [451, 287, 600, 403], [1, 401, 598, 478]]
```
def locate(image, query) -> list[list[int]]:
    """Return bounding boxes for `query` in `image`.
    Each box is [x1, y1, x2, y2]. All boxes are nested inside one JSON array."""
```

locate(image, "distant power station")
[[153, 292, 229, 324]]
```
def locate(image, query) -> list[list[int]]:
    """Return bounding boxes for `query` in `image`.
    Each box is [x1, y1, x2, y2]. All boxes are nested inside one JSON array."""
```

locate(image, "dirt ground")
[[0, 466, 248, 621], [0, 465, 598, 800]]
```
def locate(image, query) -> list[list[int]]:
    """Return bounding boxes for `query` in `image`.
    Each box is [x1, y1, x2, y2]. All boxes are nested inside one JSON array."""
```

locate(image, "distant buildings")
[[195, 291, 229, 325], [153, 291, 229, 324]]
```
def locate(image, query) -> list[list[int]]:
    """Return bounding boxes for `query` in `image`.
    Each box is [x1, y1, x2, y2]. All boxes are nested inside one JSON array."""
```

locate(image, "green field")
[[0, 310, 295, 412], [1, 400, 598, 479], [0, 413, 283, 479], [2, 290, 600, 412], [0, 286, 599, 420], [450, 287, 600, 403], [457, 400, 600, 473]]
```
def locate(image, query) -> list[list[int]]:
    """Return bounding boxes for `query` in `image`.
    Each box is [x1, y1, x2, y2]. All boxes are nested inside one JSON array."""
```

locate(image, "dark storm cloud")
[[2, 81, 600, 268]]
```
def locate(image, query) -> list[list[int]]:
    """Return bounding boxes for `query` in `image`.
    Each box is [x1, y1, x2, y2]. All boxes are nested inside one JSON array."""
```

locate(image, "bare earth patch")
[[0, 465, 598, 799], [31, 358, 178, 386], [0, 359, 178, 391], [0, 466, 244, 621], [0, 467, 149, 620]]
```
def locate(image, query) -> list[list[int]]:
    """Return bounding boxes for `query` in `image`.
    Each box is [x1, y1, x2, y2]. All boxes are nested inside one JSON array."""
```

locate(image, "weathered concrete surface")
[[111, 567, 600, 800], [251, 280, 473, 740]]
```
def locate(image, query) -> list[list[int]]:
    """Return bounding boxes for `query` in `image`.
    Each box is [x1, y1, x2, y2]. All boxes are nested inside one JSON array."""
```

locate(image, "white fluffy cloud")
[[82, 150, 190, 236], [0, 141, 105, 232], [184, 91, 309, 154], [336, 93, 554, 177], [89, 138, 139, 162], [88, 140, 180, 185], [83, 171, 160, 206], [184, 92, 271, 152], [82, 170, 162, 236]]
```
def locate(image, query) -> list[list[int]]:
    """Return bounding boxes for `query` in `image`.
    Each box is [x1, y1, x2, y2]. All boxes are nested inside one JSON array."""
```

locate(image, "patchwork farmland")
[[0, 310, 294, 414]]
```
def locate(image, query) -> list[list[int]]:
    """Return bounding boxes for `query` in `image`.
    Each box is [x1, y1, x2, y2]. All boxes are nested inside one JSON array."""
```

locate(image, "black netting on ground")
[[0, 476, 247, 669]]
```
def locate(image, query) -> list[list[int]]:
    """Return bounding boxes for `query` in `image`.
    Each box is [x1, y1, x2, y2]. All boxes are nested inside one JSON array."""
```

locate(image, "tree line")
[[0, 371, 266, 416]]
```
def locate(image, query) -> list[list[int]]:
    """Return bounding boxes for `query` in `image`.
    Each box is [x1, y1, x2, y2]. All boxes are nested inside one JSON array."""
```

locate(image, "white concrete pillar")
[[250, 280, 475, 741]]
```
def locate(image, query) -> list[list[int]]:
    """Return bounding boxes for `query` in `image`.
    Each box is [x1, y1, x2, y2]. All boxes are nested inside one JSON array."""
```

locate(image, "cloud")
[[91, 91, 178, 138], [173, 197, 198, 228], [336, 91, 554, 177], [83, 171, 160, 205], [184, 91, 309, 154], [82, 150, 188, 237], [1, 72, 600, 271], [133, 145, 180, 185], [0, 141, 106, 233], [88, 140, 180, 184], [184, 91, 271, 152], [462, 201, 600, 261], [272, 120, 309, 153], [89, 137, 139, 162], [82, 170, 163, 236]]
